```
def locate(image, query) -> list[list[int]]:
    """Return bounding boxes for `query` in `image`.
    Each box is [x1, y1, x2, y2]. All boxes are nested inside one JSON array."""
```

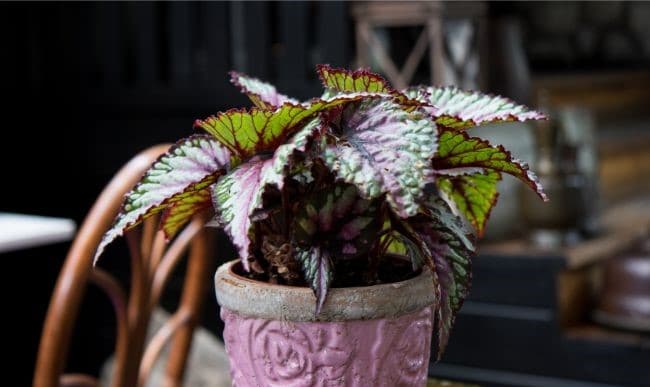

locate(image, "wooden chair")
[[34, 144, 217, 387]]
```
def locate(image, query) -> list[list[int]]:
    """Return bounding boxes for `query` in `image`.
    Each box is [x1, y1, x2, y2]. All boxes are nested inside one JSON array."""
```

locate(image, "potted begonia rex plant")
[[95, 65, 547, 386]]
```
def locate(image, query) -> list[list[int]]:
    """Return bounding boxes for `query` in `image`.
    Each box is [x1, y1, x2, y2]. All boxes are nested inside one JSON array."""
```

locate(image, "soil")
[[231, 254, 420, 288]]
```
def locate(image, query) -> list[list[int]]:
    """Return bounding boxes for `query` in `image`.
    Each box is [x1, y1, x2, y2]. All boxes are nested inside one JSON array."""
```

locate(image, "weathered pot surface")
[[215, 259, 436, 387]]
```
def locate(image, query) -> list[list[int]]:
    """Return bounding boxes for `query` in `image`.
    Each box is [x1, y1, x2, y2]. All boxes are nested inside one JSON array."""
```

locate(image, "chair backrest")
[[34, 144, 217, 387]]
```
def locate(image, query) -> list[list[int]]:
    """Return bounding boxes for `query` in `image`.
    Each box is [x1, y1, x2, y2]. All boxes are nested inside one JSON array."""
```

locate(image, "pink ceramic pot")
[[214, 260, 436, 387]]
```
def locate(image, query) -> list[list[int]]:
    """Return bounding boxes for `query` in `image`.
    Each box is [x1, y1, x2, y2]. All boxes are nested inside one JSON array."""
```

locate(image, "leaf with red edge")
[[211, 158, 272, 271], [292, 184, 382, 260], [295, 245, 333, 314], [322, 99, 437, 217], [195, 94, 379, 159], [317, 65, 421, 108], [161, 187, 213, 239], [437, 171, 501, 237], [434, 130, 546, 200], [94, 135, 231, 263], [210, 119, 322, 271], [230, 71, 299, 110], [405, 86, 546, 130], [317, 64, 395, 94], [409, 198, 475, 360]]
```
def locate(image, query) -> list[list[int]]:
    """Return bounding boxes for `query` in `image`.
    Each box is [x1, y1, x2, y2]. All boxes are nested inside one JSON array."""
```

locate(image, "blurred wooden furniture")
[[33, 144, 216, 387], [428, 198, 650, 386], [532, 70, 650, 115], [352, 1, 487, 89], [532, 70, 650, 206]]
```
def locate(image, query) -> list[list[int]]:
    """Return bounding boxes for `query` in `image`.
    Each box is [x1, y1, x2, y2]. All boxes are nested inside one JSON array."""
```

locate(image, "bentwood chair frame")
[[34, 144, 216, 387]]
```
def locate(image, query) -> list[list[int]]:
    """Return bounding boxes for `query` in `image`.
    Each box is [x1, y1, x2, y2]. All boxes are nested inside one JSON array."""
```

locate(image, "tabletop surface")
[[0, 212, 76, 253]]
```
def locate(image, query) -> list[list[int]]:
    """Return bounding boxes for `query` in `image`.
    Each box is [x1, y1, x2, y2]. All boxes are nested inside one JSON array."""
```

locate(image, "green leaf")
[[405, 86, 546, 130], [317, 64, 395, 94], [437, 171, 500, 237], [195, 94, 379, 159], [230, 71, 299, 109], [95, 135, 231, 263], [434, 129, 546, 193], [160, 187, 213, 240], [295, 245, 334, 314], [322, 99, 437, 217], [317, 65, 421, 108], [210, 119, 322, 271], [410, 198, 475, 360]]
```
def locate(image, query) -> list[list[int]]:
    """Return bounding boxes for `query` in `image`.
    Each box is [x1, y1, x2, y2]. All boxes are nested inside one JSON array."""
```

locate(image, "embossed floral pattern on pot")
[[221, 306, 433, 387]]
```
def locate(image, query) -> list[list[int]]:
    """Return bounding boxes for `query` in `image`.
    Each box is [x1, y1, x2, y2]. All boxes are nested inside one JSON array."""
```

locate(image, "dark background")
[[3, 1, 649, 386]]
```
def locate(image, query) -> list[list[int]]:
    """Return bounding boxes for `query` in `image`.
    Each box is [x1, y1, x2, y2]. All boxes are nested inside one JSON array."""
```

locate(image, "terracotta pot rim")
[[214, 259, 436, 322]]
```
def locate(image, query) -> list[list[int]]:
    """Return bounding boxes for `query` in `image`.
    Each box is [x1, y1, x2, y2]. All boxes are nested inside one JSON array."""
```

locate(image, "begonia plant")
[[95, 65, 547, 358]]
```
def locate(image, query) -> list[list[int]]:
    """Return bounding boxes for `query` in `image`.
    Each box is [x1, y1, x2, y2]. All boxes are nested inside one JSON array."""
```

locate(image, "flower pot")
[[214, 259, 436, 387]]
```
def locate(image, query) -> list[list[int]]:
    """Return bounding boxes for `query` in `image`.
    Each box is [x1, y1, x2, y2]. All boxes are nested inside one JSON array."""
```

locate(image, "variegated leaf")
[[317, 64, 420, 108], [405, 86, 545, 130], [437, 171, 501, 237], [195, 94, 379, 159], [292, 184, 381, 259], [434, 130, 547, 201], [317, 64, 394, 94], [211, 158, 271, 271], [94, 135, 231, 263], [322, 99, 437, 217], [295, 245, 334, 314], [410, 198, 475, 360], [211, 120, 322, 271], [230, 71, 299, 109], [160, 187, 213, 240], [261, 118, 322, 189]]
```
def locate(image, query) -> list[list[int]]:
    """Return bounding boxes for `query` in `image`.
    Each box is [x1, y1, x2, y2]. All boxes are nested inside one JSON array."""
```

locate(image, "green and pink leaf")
[[405, 86, 545, 130], [94, 135, 231, 263], [317, 65, 421, 108], [295, 245, 333, 314], [210, 120, 322, 270], [195, 93, 380, 159], [292, 185, 381, 259], [211, 158, 272, 271], [322, 99, 437, 217], [409, 198, 475, 360]]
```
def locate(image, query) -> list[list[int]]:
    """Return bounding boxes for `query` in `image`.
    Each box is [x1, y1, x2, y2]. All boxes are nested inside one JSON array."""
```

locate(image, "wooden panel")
[[532, 70, 650, 115]]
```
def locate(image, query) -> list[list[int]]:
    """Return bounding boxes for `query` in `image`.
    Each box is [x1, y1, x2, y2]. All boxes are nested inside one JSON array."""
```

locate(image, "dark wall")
[[2, 1, 351, 221], [2, 2, 350, 384]]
